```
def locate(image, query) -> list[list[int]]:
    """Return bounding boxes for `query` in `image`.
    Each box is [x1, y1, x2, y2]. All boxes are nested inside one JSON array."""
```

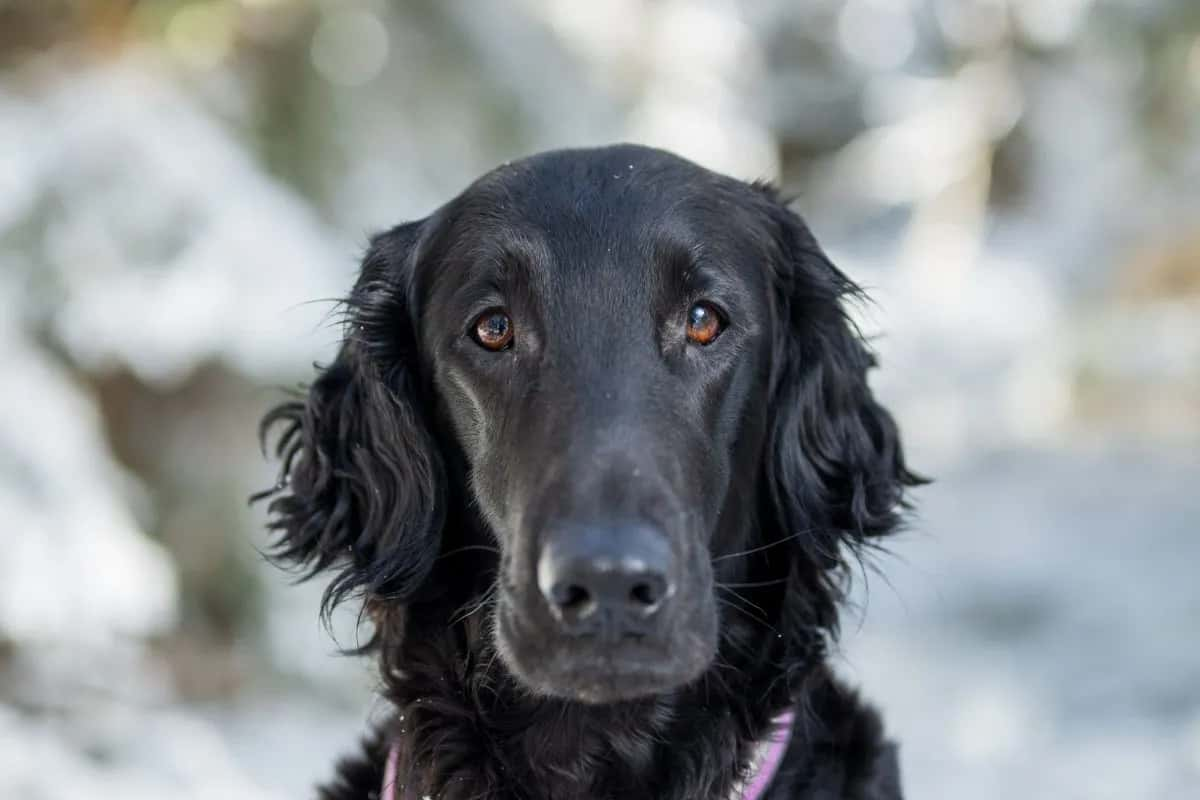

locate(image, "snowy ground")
[[842, 443, 1200, 800]]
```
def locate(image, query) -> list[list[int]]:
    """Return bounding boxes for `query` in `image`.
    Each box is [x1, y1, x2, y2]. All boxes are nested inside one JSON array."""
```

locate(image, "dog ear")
[[760, 192, 923, 638], [255, 221, 444, 618]]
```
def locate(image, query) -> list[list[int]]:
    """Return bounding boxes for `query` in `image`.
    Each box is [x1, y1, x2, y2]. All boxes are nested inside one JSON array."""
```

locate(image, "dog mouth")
[[492, 590, 717, 704]]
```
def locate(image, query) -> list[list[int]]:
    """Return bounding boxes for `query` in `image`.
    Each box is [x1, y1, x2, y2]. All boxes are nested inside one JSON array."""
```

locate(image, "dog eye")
[[686, 302, 724, 346], [472, 309, 514, 351]]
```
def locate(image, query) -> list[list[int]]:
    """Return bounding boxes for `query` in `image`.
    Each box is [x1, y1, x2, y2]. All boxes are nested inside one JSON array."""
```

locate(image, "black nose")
[[537, 524, 675, 635]]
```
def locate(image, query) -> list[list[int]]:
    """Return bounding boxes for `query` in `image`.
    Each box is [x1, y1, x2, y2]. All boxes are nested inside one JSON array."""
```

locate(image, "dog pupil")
[[688, 304, 718, 342], [479, 313, 510, 347], [485, 315, 507, 336]]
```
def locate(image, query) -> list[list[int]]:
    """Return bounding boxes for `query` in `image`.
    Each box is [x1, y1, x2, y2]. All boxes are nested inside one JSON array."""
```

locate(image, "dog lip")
[[494, 597, 713, 701], [540, 650, 698, 702]]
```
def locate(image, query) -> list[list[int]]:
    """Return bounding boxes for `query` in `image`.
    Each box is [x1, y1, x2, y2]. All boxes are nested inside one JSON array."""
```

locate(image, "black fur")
[[256, 145, 923, 799]]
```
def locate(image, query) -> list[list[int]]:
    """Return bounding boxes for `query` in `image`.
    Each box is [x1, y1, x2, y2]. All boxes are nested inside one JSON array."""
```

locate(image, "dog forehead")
[[462, 146, 720, 229], [447, 153, 748, 276], [417, 146, 777, 337], [477, 144, 714, 193]]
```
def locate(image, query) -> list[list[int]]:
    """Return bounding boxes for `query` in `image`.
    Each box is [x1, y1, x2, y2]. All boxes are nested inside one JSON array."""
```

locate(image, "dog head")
[[258, 145, 918, 703]]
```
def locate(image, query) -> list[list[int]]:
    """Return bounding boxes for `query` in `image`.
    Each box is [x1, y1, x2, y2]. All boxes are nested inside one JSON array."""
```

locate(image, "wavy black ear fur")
[[758, 189, 924, 654], [255, 221, 444, 622]]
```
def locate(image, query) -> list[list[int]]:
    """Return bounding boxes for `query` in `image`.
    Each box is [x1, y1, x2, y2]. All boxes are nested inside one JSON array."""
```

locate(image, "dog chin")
[[493, 601, 717, 704]]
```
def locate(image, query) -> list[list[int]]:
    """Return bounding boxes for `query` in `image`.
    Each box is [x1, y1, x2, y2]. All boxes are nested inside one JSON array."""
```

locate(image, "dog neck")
[[380, 708, 795, 800], [371, 597, 814, 800]]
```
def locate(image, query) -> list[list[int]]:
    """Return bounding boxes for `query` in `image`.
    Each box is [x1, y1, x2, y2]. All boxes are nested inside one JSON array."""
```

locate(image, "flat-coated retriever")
[[257, 144, 921, 799]]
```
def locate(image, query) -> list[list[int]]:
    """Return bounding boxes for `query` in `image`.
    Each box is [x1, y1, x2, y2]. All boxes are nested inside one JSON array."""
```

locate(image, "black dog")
[[257, 144, 921, 799]]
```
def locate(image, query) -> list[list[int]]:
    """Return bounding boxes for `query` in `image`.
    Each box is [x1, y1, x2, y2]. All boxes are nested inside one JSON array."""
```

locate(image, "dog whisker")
[[435, 544, 501, 563], [715, 587, 781, 636], [449, 587, 497, 628], [710, 528, 816, 563], [715, 578, 789, 589]]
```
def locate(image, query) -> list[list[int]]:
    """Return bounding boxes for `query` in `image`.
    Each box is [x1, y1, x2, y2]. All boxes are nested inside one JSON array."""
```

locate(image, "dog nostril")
[[629, 575, 669, 610], [556, 583, 593, 613], [630, 583, 656, 607]]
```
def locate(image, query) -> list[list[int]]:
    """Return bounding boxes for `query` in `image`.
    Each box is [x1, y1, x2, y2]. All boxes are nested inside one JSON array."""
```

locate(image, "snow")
[[842, 446, 1200, 799], [2, 54, 346, 387]]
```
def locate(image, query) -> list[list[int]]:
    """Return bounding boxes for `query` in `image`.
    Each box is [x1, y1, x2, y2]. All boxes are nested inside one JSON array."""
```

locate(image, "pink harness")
[[381, 709, 795, 800]]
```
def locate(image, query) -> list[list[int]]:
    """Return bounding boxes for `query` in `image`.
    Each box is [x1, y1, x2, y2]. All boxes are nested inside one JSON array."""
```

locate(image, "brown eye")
[[472, 309, 514, 351], [686, 302, 724, 346]]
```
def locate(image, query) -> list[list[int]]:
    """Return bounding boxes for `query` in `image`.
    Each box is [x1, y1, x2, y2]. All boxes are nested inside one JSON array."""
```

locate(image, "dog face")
[[416, 153, 780, 700], [259, 145, 915, 705]]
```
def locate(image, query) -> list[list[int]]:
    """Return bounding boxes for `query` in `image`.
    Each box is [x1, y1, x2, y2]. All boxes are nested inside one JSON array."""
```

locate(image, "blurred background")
[[1, 0, 1197, 797]]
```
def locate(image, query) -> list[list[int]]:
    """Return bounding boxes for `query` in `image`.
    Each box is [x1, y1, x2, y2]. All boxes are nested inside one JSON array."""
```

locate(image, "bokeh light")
[[166, 1, 237, 70], [309, 8, 389, 87]]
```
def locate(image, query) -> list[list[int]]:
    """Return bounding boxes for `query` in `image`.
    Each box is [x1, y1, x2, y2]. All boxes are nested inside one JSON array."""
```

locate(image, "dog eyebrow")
[[651, 217, 753, 300], [455, 223, 555, 287]]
